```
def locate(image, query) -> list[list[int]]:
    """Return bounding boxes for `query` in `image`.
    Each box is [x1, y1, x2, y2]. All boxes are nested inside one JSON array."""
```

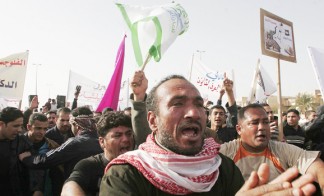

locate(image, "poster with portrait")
[[260, 8, 296, 63]]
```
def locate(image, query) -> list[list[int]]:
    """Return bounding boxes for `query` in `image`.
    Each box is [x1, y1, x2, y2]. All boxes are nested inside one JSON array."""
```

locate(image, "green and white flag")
[[116, 2, 189, 67]]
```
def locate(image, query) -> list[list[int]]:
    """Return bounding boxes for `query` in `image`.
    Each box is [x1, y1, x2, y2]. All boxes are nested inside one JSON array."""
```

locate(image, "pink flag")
[[96, 35, 126, 112]]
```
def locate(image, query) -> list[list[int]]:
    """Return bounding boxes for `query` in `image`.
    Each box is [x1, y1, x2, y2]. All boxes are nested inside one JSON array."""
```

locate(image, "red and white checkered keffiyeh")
[[105, 134, 222, 195]]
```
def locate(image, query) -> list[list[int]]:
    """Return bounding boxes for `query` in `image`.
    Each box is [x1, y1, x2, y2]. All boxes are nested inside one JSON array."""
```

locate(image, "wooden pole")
[[140, 53, 151, 71], [18, 100, 22, 110], [277, 58, 284, 141], [248, 59, 260, 104]]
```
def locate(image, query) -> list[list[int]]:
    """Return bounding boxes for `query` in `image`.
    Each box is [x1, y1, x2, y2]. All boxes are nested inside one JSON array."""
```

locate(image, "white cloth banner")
[[0, 98, 20, 110], [248, 61, 277, 103], [307, 46, 324, 101], [188, 56, 233, 103], [0, 51, 29, 99], [67, 70, 130, 111]]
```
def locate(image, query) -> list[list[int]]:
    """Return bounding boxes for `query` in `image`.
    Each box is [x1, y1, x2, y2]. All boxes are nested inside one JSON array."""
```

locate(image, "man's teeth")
[[182, 129, 198, 136]]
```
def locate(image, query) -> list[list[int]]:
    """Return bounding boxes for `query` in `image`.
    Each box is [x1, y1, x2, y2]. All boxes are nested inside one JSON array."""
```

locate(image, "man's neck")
[[240, 139, 266, 154], [211, 124, 222, 131], [154, 134, 174, 152], [291, 124, 299, 130], [27, 133, 39, 143], [58, 128, 68, 135]]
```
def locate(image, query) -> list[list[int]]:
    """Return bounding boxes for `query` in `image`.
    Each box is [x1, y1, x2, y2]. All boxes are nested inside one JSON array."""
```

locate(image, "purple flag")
[[96, 35, 126, 112]]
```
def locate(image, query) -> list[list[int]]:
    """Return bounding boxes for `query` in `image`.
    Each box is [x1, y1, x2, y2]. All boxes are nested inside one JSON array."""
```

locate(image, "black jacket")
[[45, 126, 74, 145], [304, 105, 324, 159], [0, 135, 31, 196], [21, 131, 103, 179]]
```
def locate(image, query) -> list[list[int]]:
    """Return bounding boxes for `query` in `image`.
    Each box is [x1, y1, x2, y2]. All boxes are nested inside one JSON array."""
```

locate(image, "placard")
[[260, 8, 296, 62]]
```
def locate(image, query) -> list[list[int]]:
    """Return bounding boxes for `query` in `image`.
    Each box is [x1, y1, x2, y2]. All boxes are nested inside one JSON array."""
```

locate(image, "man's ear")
[[236, 124, 242, 136], [98, 137, 105, 149], [27, 124, 32, 131], [147, 111, 157, 133], [0, 121, 4, 128]]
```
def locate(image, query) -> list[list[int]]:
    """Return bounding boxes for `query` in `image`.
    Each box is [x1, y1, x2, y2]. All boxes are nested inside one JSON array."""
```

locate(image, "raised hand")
[[30, 95, 39, 110], [130, 71, 148, 101], [74, 85, 81, 98]]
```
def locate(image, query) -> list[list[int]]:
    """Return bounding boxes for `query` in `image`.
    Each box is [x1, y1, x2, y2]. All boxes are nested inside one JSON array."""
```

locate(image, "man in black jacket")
[[45, 107, 74, 145], [19, 106, 103, 180], [25, 112, 62, 196], [305, 105, 324, 160], [0, 107, 31, 196]]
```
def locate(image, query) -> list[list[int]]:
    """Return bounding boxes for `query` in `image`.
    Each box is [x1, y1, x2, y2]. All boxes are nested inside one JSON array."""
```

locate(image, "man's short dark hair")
[[146, 75, 187, 115], [46, 111, 56, 116], [0, 107, 24, 124], [286, 108, 300, 116], [260, 103, 270, 107], [124, 107, 131, 111], [29, 113, 48, 125], [71, 106, 93, 117], [237, 104, 266, 123], [206, 101, 213, 105], [209, 105, 226, 115], [102, 107, 114, 114], [57, 107, 71, 115], [96, 111, 132, 137]]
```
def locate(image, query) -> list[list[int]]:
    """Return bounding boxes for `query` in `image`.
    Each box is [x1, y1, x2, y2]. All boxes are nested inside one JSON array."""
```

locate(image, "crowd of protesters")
[[1, 70, 324, 195]]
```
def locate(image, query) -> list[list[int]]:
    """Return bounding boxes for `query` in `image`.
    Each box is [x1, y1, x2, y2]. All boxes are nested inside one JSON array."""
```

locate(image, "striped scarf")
[[69, 114, 97, 135], [106, 134, 222, 195]]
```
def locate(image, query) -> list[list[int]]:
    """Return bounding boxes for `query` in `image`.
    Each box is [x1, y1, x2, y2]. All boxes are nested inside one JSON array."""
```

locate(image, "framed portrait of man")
[[260, 8, 296, 63]]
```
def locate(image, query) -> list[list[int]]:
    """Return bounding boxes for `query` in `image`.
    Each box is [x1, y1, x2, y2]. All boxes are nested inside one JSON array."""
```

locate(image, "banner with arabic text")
[[0, 51, 29, 99], [67, 70, 130, 111], [188, 55, 233, 104]]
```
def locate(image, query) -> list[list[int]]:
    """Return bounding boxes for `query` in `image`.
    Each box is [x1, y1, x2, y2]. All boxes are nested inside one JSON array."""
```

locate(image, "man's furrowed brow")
[[171, 95, 187, 100], [171, 95, 203, 100]]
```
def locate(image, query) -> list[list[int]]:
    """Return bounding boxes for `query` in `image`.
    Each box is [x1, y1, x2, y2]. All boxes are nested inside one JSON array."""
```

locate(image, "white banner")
[[0, 51, 29, 99], [188, 55, 233, 103], [0, 98, 20, 110], [308, 46, 324, 101], [67, 70, 130, 111]]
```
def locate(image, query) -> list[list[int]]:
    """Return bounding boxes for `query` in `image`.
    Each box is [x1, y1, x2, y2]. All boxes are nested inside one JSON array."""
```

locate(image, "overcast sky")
[[1, 0, 323, 108]]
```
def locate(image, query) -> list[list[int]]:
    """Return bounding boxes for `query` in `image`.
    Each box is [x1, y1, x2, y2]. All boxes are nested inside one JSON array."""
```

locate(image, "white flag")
[[0, 51, 29, 100], [307, 46, 324, 101], [248, 60, 277, 103], [116, 2, 189, 67], [188, 54, 233, 103]]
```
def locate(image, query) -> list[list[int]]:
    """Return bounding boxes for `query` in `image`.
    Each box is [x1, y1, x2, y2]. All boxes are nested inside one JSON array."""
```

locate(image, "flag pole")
[[140, 53, 151, 71], [276, 57, 283, 142], [248, 59, 260, 104]]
